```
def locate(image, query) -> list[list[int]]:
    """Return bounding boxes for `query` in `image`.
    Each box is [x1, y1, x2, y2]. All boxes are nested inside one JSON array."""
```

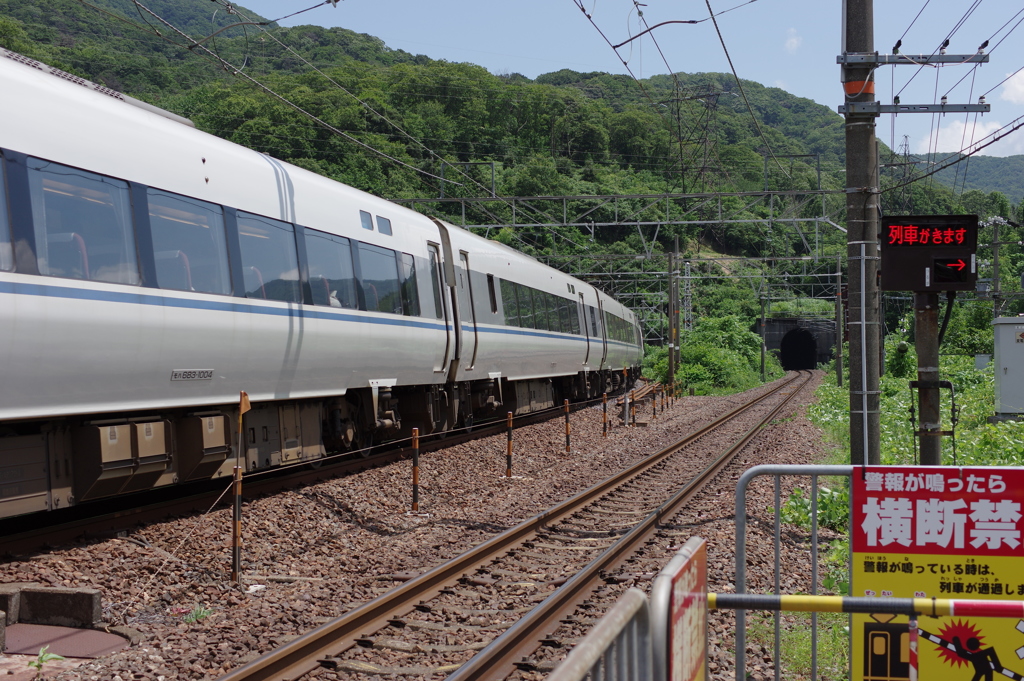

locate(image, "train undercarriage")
[[0, 369, 637, 520]]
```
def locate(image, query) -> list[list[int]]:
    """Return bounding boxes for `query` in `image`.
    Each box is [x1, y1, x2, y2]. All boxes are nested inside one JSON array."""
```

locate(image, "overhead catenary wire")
[[939, 7, 1024, 99], [700, 0, 790, 181], [209, 0, 491, 196], [894, 0, 984, 98], [83, 0, 589, 254], [572, 0, 789, 184], [880, 3, 1024, 195], [205, 3, 609, 254], [884, 113, 1024, 193], [78, 0, 454, 184], [626, 2, 734, 194]]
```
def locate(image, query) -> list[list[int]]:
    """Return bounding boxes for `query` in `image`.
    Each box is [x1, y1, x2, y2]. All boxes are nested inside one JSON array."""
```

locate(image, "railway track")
[[220, 371, 813, 681]]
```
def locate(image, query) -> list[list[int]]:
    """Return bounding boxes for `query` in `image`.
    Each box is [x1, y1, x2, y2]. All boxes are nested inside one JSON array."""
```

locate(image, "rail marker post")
[[232, 390, 250, 583], [505, 412, 513, 478], [564, 399, 570, 454], [411, 428, 420, 512], [652, 391, 657, 420], [631, 391, 637, 427], [602, 393, 608, 437]]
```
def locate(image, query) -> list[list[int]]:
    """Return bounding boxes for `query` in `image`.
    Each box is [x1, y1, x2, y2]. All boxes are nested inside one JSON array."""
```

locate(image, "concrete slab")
[[4, 623, 128, 658]]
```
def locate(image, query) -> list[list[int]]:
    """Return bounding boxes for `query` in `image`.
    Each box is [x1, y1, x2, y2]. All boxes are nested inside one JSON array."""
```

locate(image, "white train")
[[0, 49, 642, 519]]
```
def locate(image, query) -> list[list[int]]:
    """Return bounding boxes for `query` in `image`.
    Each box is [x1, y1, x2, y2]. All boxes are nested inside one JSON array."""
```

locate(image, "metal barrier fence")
[[548, 538, 707, 681], [549, 465, 854, 681], [546, 588, 652, 681], [553, 463, 1024, 680], [734, 464, 853, 681]]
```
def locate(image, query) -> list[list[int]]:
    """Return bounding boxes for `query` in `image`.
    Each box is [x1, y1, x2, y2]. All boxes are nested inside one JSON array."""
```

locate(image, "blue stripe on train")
[[0, 279, 640, 349]]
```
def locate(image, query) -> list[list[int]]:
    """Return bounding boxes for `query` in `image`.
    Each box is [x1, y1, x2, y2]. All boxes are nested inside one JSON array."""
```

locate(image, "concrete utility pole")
[[915, 293, 942, 464], [842, 0, 881, 465], [835, 258, 844, 388]]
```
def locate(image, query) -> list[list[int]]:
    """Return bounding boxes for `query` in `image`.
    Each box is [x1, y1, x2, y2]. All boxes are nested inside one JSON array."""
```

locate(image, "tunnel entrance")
[[780, 327, 818, 370]]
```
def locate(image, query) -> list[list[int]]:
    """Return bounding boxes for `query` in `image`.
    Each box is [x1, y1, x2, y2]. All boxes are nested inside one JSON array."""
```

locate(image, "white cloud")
[[913, 118, 1024, 158], [785, 28, 802, 54], [999, 70, 1024, 105]]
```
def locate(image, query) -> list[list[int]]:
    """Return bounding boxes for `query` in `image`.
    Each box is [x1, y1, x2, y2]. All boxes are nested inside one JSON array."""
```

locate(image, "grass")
[[747, 611, 850, 680]]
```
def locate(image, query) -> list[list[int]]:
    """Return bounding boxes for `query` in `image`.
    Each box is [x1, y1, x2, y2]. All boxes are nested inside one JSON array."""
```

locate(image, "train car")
[[0, 49, 643, 519]]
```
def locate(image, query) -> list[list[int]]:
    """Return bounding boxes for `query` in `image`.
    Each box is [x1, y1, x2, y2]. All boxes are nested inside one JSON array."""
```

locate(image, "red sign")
[[853, 467, 1024, 559], [886, 223, 969, 247], [669, 537, 708, 681]]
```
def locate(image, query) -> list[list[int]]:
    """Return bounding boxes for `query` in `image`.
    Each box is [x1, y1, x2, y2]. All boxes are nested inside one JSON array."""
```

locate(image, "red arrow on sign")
[[947, 259, 966, 271]]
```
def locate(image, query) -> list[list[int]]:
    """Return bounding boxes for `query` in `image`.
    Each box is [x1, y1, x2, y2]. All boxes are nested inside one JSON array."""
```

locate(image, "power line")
[[77, 0, 451, 184], [884, 113, 1024, 193], [700, 0, 790, 181]]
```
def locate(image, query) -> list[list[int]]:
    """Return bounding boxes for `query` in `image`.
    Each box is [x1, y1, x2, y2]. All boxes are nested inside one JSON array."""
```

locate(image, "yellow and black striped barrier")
[[709, 593, 1024, 619]]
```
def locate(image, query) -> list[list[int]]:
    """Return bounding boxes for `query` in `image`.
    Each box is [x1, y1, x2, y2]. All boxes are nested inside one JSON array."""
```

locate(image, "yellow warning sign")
[[852, 466, 1024, 681]]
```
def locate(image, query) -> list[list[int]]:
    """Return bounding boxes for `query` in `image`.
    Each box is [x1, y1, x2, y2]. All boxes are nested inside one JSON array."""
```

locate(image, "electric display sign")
[[881, 214, 978, 292]]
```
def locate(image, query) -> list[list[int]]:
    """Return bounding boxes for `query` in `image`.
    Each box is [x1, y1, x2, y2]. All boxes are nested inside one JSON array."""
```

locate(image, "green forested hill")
[[0, 0, 998, 263], [929, 154, 1024, 206]]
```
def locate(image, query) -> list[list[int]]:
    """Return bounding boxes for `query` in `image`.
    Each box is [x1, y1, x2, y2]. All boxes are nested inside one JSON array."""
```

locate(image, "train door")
[[428, 218, 461, 383], [456, 251, 479, 370], [596, 296, 609, 370], [865, 625, 910, 681], [428, 243, 451, 374], [578, 292, 590, 365]]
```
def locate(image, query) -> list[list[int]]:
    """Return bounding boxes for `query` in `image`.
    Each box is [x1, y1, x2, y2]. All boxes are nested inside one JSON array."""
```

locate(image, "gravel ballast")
[[0, 371, 834, 680]]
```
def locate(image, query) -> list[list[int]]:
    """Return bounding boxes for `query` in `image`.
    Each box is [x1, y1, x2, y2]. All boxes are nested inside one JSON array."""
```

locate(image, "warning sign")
[[852, 466, 1024, 681], [667, 537, 707, 681]]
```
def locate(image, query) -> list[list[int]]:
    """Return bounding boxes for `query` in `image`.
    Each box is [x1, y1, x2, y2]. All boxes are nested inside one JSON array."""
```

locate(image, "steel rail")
[[446, 371, 813, 680], [219, 372, 807, 681]]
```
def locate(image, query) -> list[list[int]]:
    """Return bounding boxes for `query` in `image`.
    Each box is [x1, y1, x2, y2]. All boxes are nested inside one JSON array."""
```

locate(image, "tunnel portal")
[[779, 327, 819, 370]]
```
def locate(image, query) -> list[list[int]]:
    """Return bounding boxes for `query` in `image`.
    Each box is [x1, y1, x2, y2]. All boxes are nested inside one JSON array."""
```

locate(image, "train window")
[[427, 244, 444, 320], [487, 274, 498, 314], [589, 306, 600, 337], [26, 158, 139, 285], [0, 159, 11, 271], [356, 242, 402, 314], [500, 279, 518, 326], [399, 253, 419, 316], [547, 292, 561, 332], [541, 292, 556, 332], [532, 290, 548, 331], [236, 212, 301, 302], [376, 216, 393, 236], [359, 210, 373, 231], [304, 227, 357, 308], [534, 289, 546, 329], [571, 301, 582, 336], [535, 291, 549, 331], [148, 190, 231, 295], [515, 283, 535, 329], [557, 297, 571, 334]]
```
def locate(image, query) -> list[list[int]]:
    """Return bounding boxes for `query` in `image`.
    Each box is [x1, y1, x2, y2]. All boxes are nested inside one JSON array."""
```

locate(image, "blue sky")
[[237, 0, 1024, 158]]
